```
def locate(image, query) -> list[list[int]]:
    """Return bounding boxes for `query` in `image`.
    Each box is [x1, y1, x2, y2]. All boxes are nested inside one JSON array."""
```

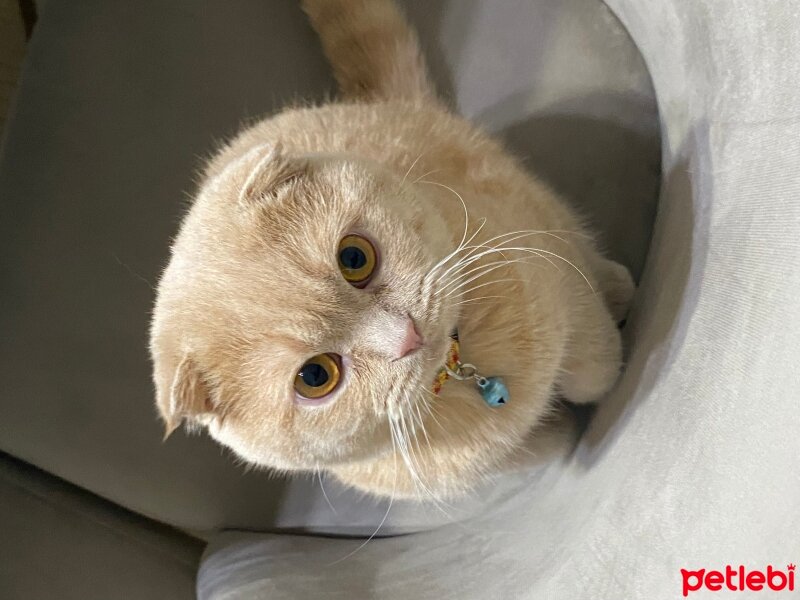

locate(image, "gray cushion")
[[0, 452, 202, 600], [197, 0, 800, 597], [0, 0, 658, 534]]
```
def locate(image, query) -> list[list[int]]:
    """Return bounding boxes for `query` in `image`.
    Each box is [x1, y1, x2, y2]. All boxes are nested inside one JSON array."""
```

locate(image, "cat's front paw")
[[596, 257, 635, 323]]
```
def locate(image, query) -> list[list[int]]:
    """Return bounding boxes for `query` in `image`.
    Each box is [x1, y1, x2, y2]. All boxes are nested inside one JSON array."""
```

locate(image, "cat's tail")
[[301, 0, 435, 102]]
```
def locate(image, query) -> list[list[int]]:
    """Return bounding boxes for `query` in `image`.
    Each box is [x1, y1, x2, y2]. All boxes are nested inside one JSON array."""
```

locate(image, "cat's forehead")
[[189, 149, 423, 267], [187, 253, 355, 348]]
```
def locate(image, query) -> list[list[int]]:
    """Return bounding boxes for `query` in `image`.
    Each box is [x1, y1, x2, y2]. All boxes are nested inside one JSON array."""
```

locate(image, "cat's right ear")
[[156, 354, 212, 440], [229, 142, 307, 205]]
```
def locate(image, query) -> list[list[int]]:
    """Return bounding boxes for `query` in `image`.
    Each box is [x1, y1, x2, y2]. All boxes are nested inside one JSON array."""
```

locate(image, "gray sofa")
[[2, 1, 797, 599]]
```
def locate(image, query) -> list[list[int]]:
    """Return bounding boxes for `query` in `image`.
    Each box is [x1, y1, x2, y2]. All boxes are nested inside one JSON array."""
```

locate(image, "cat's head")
[[150, 143, 460, 471]]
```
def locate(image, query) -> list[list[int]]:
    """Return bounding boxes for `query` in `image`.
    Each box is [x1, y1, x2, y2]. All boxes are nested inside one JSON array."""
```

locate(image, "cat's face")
[[151, 144, 458, 470]]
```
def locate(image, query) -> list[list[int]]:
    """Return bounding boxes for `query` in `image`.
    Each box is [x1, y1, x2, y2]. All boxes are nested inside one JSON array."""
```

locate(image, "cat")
[[150, 0, 634, 500]]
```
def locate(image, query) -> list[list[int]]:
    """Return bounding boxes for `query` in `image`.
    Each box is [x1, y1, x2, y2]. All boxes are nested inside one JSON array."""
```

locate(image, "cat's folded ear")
[[156, 354, 213, 440], [228, 142, 308, 205]]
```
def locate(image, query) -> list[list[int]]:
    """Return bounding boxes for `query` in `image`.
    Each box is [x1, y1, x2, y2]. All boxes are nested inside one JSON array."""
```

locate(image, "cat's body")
[[150, 0, 634, 500]]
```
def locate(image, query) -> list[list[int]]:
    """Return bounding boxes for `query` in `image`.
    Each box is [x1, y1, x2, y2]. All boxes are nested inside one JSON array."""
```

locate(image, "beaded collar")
[[432, 331, 509, 407]]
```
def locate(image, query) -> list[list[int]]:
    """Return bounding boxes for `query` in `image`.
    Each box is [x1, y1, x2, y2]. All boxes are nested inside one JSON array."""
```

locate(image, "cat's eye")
[[294, 353, 341, 400], [337, 234, 377, 287]]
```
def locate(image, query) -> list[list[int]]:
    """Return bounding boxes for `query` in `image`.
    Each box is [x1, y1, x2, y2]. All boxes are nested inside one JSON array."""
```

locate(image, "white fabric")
[[198, 0, 800, 597]]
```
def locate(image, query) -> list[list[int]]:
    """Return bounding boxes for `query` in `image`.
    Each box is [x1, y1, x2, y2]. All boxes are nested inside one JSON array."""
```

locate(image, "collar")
[[430, 330, 510, 407], [432, 331, 460, 395]]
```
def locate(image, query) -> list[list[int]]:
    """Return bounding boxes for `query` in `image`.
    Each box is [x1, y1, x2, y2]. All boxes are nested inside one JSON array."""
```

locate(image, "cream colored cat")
[[150, 0, 634, 500]]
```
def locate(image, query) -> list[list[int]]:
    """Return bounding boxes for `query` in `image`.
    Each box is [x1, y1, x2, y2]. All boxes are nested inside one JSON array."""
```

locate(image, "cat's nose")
[[394, 317, 424, 360]]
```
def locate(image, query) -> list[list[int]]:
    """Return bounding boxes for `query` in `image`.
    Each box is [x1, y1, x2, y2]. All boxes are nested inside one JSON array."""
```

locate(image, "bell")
[[476, 376, 509, 408]]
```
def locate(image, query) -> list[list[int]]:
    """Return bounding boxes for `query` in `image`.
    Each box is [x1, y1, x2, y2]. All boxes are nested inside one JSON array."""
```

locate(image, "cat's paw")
[[595, 257, 635, 323]]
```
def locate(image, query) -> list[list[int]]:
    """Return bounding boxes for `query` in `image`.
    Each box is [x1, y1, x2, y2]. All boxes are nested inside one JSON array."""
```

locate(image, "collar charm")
[[475, 375, 509, 407], [433, 334, 509, 408]]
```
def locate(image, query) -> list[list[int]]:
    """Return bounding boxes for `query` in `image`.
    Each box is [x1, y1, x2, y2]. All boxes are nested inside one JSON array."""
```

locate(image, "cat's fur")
[[150, 0, 634, 500]]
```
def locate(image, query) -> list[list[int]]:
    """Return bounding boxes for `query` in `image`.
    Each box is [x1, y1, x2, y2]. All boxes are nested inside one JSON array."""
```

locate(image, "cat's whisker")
[[438, 229, 569, 276], [394, 419, 431, 503], [443, 257, 551, 299], [440, 256, 539, 293], [416, 386, 448, 435], [447, 278, 526, 300], [410, 168, 443, 185], [433, 181, 471, 257], [416, 179, 478, 283], [328, 426, 398, 565], [389, 407, 419, 481], [402, 409, 420, 458], [437, 242, 511, 281], [442, 253, 536, 294], [391, 403, 455, 515], [412, 398, 432, 452], [417, 389, 458, 440], [421, 217, 489, 305], [428, 236, 490, 292], [425, 230, 476, 285], [443, 243, 594, 295], [387, 416, 414, 494], [398, 405, 426, 478], [453, 294, 507, 306], [316, 465, 338, 515], [398, 151, 425, 191], [404, 397, 467, 520], [437, 227, 580, 283], [408, 397, 432, 458], [494, 246, 595, 293], [423, 226, 499, 302], [434, 218, 487, 273], [432, 239, 508, 282], [439, 230, 562, 280], [443, 262, 516, 297], [464, 228, 575, 254]]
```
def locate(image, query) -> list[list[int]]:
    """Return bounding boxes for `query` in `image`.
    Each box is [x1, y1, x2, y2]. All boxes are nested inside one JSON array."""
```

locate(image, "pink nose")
[[395, 318, 424, 360]]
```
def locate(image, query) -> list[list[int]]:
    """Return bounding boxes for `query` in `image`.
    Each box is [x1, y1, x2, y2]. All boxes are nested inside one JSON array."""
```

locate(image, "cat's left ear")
[[156, 354, 214, 440], [232, 142, 308, 204]]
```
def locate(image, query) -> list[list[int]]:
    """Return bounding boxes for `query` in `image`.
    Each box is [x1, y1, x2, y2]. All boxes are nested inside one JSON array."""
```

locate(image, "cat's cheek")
[[207, 424, 286, 470]]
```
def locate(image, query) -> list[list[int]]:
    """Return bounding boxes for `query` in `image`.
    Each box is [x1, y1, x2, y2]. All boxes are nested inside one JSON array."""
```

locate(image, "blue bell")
[[476, 376, 509, 408]]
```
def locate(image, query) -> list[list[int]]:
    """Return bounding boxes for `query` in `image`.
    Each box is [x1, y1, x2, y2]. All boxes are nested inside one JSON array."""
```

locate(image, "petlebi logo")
[[681, 564, 795, 596]]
